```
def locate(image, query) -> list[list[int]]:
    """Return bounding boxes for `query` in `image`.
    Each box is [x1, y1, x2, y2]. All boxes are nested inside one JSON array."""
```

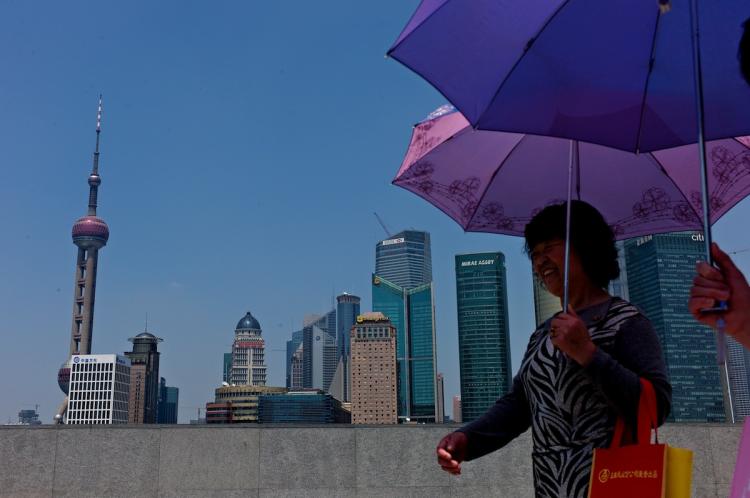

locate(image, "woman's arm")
[[583, 314, 672, 426], [455, 366, 532, 461]]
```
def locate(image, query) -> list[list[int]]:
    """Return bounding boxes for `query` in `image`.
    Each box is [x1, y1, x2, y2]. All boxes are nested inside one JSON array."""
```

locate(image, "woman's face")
[[531, 238, 582, 298]]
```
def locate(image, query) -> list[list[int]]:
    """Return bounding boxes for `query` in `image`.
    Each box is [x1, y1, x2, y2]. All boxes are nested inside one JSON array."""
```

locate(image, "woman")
[[437, 201, 672, 498]]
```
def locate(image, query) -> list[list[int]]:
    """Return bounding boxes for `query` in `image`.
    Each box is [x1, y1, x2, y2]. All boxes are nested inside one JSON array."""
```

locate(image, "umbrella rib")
[[645, 152, 704, 225], [465, 134, 527, 229], [476, 0, 573, 129], [635, 10, 663, 154]]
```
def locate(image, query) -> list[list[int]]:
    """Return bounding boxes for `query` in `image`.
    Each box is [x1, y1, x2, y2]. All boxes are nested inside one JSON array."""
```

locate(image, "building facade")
[[258, 390, 350, 424], [372, 276, 438, 422], [335, 293, 361, 402], [452, 395, 462, 424], [66, 354, 130, 425], [223, 353, 232, 384], [727, 337, 750, 422], [302, 310, 337, 391], [455, 252, 512, 422], [205, 385, 287, 424], [436, 373, 445, 423], [125, 331, 162, 424], [157, 377, 179, 424], [230, 312, 267, 386], [532, 273, 562, 328], [57, 98, 110, 422], [350, 313, 398, 425], [375, 230, 432, 289], [625, 233, 726, 422], [285, 330, 303, 389]]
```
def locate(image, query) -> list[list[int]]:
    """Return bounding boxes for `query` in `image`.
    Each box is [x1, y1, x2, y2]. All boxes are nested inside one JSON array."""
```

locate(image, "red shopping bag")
[[588, 379, 667, 498]]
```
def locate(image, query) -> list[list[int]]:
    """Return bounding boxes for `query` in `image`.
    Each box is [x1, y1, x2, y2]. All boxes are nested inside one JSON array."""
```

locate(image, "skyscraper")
[[350, 312, 398, 425], [455, 252, 512, 422], [436, 373, 445, 424], [375, 230, 432, 289], [56, 98, 110, 423], [125, 331, 162, 424], [532, 274, 562, 328], [66, 354, 130, 425], [727, 337, 750, 422], [230, 312, 267, 386], [373, 229, 438, 423], [372, 275, 437, 422], [286, 330, 303, 389], [452, 395, 462, 424], [335, 293, 361, 402], [157, 377, 179, 424], [625, 233, 725, 422], [302, 310, 337, 391]]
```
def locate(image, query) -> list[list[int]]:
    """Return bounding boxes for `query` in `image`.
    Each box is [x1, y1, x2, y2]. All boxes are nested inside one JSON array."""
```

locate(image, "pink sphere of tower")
[[71, 215, 109, 248]]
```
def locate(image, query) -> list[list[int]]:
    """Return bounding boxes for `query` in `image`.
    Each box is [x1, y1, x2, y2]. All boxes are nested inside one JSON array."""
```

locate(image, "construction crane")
[[373, 212, 392, 238]]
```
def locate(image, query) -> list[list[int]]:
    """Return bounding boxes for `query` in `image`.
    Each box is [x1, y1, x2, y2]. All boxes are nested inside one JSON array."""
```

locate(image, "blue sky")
[[1, 1, 749, 423]]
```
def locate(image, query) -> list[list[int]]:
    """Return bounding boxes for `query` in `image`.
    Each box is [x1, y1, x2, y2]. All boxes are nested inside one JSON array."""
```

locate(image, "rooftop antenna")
[[373, 212, 392, 238], [145, 312, 149, 332]]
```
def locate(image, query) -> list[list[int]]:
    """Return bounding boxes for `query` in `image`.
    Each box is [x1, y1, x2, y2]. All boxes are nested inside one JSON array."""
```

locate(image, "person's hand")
[[550, 305, 597, 366], [436, 431, 467, 475], [689, 243, 750, 349]]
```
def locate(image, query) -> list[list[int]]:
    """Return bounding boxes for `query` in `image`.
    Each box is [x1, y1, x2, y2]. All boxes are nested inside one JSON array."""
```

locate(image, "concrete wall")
[[0, 424, 742, 498]]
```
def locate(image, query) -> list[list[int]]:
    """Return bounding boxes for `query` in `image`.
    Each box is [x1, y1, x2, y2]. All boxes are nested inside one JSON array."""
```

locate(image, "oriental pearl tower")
[[55, 97, 110, 423]]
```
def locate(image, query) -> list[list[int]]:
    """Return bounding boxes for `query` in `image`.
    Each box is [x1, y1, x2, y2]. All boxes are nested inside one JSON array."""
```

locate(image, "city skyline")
[[2, 0, 750, 424]]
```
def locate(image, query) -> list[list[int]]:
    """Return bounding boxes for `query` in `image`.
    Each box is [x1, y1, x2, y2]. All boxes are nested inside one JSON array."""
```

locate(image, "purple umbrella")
[[394, 106, 750, 240], [388, 1, 750, 153]]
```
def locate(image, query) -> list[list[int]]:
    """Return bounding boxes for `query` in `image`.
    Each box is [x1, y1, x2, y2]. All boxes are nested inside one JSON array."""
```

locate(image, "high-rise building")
[[66, 354, 130, 425], [290, 345, 304, 389], [727, 337, 750, 422], [125, 331, 162, 424], [452, 395, 462, 424], [436, 373, 445, 424], [157, 377, 179, 424], [286, 330, 303, 389], [455, 252, 513, 422], [302, 310, 337, 391], [230, 312, 267, 386], [532, 274, 562, 328], [56, 98, 110, 423], [350, 313, 398, 425], [372, 276, 437, 423], [609, 240, 629, 300], [625, 233, 725, 422], [375, 230, 432, 289], [258, 390, 350, 424], [335, 293, 361, 402], [223, 353, 232, 384]]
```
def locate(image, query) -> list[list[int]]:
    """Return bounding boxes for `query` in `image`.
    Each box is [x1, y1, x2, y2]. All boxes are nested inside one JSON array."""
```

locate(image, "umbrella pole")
[[563, 140, 576, 311], [690, 0, 734, 423]]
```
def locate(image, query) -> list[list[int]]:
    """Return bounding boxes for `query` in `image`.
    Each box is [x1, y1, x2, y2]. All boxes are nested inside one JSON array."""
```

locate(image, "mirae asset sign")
[[461, 259, 495, 267]]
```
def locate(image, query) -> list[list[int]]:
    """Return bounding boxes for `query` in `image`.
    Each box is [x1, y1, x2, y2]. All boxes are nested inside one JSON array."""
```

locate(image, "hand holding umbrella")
[[550, 306, 598, 366]]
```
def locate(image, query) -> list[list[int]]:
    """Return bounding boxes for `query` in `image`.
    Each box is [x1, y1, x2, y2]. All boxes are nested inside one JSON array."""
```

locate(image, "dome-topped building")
[[229, 311, 267, 387], [236, 312, 261, 332]]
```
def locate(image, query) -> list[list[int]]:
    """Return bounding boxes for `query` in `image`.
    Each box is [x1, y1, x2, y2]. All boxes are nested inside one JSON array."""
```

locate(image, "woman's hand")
[[436, 431, 467, 475], [550, 305, 597, 366], [689, 243, 750, 349]]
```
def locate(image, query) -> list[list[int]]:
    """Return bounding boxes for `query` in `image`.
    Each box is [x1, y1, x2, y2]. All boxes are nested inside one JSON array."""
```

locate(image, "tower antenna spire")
[[87, 95, 103, 216]]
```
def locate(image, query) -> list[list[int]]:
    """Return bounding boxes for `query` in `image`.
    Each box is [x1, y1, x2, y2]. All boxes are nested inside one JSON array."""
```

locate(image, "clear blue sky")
[[1, 1, 749, 423]]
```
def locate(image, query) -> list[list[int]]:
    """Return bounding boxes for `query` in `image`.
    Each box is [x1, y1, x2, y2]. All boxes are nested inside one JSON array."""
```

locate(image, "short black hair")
[[524, 200, 619, 289], [741, 18, 750, 86]]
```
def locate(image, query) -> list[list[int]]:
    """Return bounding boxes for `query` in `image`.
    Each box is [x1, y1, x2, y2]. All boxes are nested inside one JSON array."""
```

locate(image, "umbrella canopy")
[[394, 106, 750, 239], [388, 0, 750, 153]]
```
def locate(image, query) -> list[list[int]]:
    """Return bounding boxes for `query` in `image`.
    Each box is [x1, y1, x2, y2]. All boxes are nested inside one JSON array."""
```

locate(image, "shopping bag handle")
[[611, 378, 659, 448]]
